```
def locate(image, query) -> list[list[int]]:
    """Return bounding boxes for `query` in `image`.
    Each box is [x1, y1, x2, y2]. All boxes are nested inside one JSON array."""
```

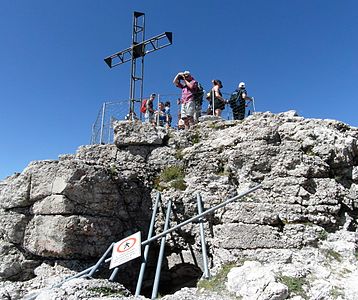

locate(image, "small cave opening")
[[132, 247, 204, 298], [94, 244, 204, 299]]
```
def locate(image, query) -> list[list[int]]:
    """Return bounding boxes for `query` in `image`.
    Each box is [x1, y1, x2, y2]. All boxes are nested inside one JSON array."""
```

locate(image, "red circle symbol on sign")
[[116, 237, 136, 253]]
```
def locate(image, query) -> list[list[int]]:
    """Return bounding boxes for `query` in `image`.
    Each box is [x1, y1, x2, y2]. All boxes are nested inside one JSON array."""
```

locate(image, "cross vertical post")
[[129, 12, 145, 116]]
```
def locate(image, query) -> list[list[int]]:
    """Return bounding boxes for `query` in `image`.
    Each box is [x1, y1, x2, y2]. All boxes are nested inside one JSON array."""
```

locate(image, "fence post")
[[252, 96, 256, 113], [99, 102, 106, 144], [151, 199, 172, 299], [108, 115, 114, 144], [197, 193, 210, 279], [91, 123, 95, 144], [211, 89, 215, 116], [135, 192, 162, 296], [157, 94, 160, 126]]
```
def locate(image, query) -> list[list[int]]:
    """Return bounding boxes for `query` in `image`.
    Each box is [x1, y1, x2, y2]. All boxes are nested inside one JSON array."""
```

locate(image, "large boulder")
[[226, 261, 288, 300], [113, 120, 167, 147]]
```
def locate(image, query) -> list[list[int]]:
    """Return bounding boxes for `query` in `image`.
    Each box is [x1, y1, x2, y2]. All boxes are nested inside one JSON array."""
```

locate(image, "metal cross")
[[104, 11, 173, 118]]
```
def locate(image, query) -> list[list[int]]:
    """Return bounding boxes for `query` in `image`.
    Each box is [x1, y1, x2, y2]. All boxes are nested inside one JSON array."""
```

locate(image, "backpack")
[[193, 82, 204, 106], [229, 89, 245, 109], [140, 99, 147, 113]]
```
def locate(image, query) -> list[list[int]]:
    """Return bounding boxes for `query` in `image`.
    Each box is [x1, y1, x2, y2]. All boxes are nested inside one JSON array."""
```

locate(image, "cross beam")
[[104, 32, 173, 68], [104, 12, 173, 118]]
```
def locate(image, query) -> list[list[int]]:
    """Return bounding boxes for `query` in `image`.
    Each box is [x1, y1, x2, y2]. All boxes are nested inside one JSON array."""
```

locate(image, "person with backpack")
[[140, 93, 156, 124], [193, 82, 204, 123], [173, 70, 197, 130], [206, 79, 226, 117], [229, 82, 247, 120]]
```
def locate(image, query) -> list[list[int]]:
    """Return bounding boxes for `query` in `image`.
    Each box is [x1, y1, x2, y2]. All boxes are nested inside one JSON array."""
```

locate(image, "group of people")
[[173, 71, 249, 129], [143, 93, 172, 128], [141, 70, 250, 130]]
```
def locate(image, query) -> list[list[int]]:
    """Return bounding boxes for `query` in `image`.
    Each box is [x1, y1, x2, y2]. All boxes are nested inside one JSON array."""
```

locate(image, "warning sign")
[[109, 231, 141, 269]]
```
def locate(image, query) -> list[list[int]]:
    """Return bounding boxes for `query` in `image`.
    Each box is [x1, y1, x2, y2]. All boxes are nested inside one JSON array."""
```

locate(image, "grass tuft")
[[323, 249, 342, 262], [278, 275, 308, 299], [197, 262, 237, 292], [318, 229, 328, 241], [155, 165, 187, 191], [330, 286, 344, 299], [174, 149, 184, 160], [190, 132, 201, 144]]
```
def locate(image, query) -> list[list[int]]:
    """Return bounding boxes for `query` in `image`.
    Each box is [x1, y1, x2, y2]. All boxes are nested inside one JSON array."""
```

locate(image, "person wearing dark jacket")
[[229, 82, 247, 120]]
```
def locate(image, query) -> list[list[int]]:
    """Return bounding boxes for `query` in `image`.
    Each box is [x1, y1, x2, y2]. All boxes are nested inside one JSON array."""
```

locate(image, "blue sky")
[[1, 0, 357, 179]]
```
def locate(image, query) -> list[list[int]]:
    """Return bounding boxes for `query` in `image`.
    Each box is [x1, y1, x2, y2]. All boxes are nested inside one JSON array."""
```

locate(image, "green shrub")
[[170, 178, 187, 190], [215, 163, 230, 176], [190, 132, 201, 144], [160, 166, 185, 182], [153, 176, 165, 192], [156, 166, 187, 191], [303, 145, 316, 156], [318, 229, 328, 241], [323, 249, 342, 262], [197, 262, 237, 292], [208, 123, 221, 130], [278, 275, 307, 299], [175, 149, 184, 160], [108, 164, 118, 178], [330, 286, 344, 299]]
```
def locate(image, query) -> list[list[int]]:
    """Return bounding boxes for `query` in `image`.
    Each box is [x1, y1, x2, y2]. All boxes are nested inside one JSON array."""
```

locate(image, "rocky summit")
[[0, 111, 357, 300]]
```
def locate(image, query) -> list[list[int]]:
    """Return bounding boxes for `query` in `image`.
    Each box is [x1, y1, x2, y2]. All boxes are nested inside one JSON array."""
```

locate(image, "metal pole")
[[139, 16, 145, 119], [44, 184, 261, 295], [211, 88, 215, 116], [99, 102, 106, 144], [135, 193, 161, 296], [91, 122, 95, 144], [109, 267, 119, 282], [130, 59, 136, 115], [157, 94, 160, 126], [108, 115, 113, 143], [129, 12, 136, 115], [151, 199, 172, 300], [143, 184, 261, 246], [252, 97, 256, 113], [88, 243, 114, 278], [197, 193, 210, 279]]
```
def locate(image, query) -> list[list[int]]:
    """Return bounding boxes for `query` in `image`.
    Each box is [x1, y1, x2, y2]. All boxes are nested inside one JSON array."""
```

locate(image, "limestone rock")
[[113, 120, 167, 147], [161, 287, 234, 300], [0, 111, 357, 299], [33, 278, 131, 300], [23, 215, 125, 258], [226, 261, 288, 300], [0, 241, 39, 281]]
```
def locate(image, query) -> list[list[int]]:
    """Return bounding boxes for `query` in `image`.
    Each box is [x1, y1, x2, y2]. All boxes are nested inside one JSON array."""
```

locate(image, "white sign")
[[109, 231, 141, 269]]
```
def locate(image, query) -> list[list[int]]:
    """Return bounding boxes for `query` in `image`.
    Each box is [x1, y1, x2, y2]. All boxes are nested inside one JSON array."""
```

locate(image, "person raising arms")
[[173, 70, 197, 130]]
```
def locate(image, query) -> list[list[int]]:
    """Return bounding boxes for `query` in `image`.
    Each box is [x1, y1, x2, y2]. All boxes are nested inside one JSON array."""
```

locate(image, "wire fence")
[[90, 91, 256, 144]]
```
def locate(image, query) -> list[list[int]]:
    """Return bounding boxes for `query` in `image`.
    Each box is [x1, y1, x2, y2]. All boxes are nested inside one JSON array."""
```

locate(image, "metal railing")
[[91, 92, 256, 145], [29, 184, 261, 300]]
